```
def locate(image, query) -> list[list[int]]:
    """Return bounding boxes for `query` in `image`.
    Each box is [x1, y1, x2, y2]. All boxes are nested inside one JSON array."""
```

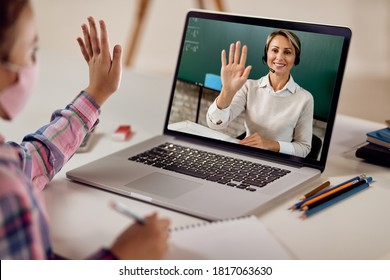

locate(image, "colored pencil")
[[299, 180, 331, 200], [300, 180, 371, 219], [289, 174, 366, 210], [300, 179, 360, 208], [302, 177, 372, 211]]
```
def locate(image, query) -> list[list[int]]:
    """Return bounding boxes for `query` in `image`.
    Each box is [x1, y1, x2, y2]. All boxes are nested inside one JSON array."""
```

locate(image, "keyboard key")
[[163, 164, 208, 179]]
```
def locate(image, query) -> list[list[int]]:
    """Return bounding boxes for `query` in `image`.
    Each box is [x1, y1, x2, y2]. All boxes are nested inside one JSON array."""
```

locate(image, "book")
[[366, 127, 390, 148], [355, 142, 390, 166], [164, 215, 292, 260]]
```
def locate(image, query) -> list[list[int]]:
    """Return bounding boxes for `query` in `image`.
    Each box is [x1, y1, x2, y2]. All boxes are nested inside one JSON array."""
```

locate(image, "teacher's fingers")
[[221, 49, 227, 67], [233, 41, 241, 64], [240, 138, 258, 146], [239, 45, 248, 66], [242, 65, 252, 79], [228, 43, 234, 64], [240, 133, 261, 145]]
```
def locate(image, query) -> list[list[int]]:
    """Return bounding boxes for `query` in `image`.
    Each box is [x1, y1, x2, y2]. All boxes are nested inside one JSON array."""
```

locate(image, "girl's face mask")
[[0, 62, 38, 120]]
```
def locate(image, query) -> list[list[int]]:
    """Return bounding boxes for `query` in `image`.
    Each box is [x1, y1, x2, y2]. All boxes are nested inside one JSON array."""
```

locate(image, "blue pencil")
[[300, 180, 371, 219], [289, 174, 366, 210]]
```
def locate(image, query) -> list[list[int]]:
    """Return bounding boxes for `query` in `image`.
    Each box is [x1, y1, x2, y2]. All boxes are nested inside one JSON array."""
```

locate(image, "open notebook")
[[164, 215, 292, 259]]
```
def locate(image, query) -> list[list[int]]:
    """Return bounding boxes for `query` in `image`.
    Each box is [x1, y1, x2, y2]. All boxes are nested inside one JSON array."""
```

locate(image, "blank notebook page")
[[164, 215, 292, 260]]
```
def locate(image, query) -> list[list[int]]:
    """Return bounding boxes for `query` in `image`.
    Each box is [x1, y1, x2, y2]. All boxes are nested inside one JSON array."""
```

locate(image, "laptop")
[[67, 10, 351, 220]]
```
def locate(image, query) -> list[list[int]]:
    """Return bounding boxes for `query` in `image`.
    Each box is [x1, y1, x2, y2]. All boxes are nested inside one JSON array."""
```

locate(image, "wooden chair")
[[124, 0, 226, 66]]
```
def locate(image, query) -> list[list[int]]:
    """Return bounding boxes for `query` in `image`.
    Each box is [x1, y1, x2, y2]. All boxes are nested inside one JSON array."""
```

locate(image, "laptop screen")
[[165, 11, 351, 170]]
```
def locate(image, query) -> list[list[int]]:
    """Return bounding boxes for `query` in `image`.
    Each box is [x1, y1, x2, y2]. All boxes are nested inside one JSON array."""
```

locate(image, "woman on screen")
[[207, 29, 313, 157]]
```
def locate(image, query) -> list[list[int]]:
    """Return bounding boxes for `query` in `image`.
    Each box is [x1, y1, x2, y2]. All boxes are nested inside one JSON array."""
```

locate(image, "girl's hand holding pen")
[[110, 201, 171, 259], [110, 212, 171, 260]]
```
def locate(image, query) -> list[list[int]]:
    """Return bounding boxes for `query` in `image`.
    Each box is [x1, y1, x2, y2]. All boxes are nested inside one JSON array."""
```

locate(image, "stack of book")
[[355, 120, 390, 166]]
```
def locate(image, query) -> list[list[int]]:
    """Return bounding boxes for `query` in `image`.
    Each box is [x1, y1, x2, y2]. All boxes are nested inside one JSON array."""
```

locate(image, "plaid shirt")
[[0, 92, 116, 260]]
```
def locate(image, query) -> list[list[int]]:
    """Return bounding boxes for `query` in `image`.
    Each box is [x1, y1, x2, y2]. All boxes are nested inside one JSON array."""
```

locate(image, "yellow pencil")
[[299, 180, 331, 200]]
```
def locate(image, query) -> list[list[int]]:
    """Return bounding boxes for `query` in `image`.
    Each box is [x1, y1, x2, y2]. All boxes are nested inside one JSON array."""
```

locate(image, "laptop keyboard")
[[128, 143, 290, 192]]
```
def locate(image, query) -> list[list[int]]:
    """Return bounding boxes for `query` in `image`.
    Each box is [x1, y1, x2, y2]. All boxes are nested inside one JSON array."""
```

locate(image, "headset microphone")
[[269, 67, 275, 73]]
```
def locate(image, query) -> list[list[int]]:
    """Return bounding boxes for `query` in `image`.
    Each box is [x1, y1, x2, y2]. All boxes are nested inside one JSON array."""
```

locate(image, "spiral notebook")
[[164, 215, 292, 259]]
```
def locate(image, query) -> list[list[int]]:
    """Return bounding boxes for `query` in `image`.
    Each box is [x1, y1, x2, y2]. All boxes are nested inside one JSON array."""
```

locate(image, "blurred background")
[[31, 0, 389, 123]]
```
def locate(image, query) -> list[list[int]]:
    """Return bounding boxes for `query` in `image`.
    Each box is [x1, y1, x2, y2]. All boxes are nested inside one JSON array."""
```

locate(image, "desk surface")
[[2, 50, 389, 260]]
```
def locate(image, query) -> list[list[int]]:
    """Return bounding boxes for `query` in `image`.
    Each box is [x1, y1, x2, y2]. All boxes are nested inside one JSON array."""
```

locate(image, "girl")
[[0, 0, 170, 259]]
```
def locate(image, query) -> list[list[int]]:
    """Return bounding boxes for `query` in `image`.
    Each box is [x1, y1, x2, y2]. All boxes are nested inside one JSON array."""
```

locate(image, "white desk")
[[3, 51, 389, 260]]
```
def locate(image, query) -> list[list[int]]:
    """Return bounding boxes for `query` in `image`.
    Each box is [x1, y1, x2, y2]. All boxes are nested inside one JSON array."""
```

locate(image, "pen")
[[289, 174, 366, 210], [110, 200, 146, 225], [300, 178, 372, 219], [299, 180, 331, 200]]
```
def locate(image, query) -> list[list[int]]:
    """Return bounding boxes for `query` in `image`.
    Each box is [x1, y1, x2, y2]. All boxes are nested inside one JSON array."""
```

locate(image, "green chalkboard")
[[177, 17, 345, 121]]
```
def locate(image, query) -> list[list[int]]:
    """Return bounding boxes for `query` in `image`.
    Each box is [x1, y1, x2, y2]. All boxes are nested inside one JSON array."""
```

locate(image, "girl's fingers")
[[99, 20, 110, 60], [88, 16, 100, 54], [77, 37, 90, 62], [81, 23, 93, 57], [110, 44, 122, 83]]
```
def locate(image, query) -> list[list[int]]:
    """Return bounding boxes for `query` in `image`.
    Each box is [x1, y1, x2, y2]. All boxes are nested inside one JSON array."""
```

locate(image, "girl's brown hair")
[[0, 0, 29, 61]]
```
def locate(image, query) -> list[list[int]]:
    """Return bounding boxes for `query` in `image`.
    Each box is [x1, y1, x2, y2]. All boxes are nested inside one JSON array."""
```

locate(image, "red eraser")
[[113, 125, 131, 141]]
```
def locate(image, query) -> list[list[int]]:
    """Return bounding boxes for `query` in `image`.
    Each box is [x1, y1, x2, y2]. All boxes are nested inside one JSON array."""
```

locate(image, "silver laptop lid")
[[163, 10, 351, 172]]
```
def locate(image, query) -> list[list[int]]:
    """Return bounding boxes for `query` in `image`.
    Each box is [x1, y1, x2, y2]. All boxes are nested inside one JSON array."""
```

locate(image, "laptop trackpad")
[[125, 172, 201, 199]]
